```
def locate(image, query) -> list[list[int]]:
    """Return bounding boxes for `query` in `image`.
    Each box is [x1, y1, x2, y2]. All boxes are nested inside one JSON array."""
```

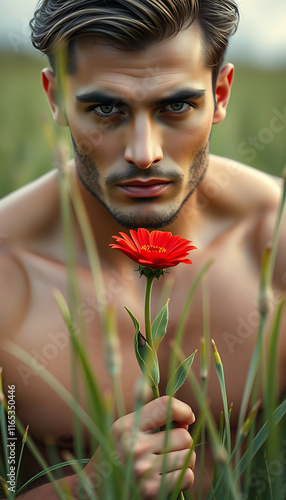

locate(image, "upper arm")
[[0, 247, 29, 339]]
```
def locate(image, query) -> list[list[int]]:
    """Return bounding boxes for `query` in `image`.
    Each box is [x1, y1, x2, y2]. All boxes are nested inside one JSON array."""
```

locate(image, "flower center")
[[141, 245, 167, 253]]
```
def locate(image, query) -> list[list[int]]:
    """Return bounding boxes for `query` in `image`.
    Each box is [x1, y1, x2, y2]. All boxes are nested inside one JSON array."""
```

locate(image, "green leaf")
[[152, 299, 169, 349], [135, 334, 160, 388], [166, 351, 197, 397], [124, 306, 140, 334], [234, 399, 286, 480], [125, 307, 160, 388]]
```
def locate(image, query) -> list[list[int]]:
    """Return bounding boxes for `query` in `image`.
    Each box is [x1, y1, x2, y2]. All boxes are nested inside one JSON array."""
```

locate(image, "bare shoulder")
[[0, 170, 61, 337], [0, 169, 60, 241], [205, 155, 282, 215], [206, 155, 285, 290]]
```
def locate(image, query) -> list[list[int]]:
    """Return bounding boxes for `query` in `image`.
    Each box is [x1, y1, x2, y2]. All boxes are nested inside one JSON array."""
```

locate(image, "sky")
[[1, 0, 286, 68]]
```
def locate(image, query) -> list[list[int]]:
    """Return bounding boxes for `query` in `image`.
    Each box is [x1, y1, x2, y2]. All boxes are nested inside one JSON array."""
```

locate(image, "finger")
[[136, 396, 195, 433], [162, 467, 195, 493], [149, 427, 193, 454], [139, 467, 194, 499], [150, 448, 196, 474]]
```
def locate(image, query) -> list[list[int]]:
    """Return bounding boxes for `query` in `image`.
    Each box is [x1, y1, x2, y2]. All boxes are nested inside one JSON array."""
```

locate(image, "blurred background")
[[0, 0, 285, 198]]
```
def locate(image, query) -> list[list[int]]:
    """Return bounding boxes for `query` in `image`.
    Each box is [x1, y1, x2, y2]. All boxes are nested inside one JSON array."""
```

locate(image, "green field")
[[0, 51, 285, 199]]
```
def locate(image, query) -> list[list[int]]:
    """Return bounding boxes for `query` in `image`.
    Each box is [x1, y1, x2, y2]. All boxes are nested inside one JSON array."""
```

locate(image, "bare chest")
[[3, 243, 279, 446]]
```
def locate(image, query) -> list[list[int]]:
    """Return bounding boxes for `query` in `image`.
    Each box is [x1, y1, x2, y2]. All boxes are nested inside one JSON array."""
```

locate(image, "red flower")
[[110, 228, 196, 269]]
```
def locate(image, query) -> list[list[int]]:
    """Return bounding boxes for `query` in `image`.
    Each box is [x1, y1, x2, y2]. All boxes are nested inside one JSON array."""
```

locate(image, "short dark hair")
[[30, 0, 239, 82]]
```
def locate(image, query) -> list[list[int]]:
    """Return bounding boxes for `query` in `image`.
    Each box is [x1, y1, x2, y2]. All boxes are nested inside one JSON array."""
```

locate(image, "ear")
[[212, 63, 234, 125], [42, 68, 68, 127]]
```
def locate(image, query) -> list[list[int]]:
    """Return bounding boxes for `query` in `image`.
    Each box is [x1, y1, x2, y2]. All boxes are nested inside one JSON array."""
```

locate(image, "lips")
[[117, 179, 171, 198]]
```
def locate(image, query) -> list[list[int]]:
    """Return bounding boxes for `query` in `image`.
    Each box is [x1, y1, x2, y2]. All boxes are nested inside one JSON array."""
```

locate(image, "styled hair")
[[30, 0, 239, 82]]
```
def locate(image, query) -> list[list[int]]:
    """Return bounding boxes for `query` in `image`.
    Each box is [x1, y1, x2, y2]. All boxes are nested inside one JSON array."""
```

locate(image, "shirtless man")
[[0, 0, 285, 498]]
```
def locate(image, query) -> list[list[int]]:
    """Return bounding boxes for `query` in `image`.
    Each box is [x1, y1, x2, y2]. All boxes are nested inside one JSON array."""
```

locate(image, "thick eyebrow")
[[75, 88, 206, 106], [75, 91, 125, 106], [157, 89, 206, 106]]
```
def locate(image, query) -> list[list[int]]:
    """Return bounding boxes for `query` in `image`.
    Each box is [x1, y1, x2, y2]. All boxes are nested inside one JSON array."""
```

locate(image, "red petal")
[[137, 228, 151, 246], [109, 245, 139, 262], [110, 238, 137, 253], [165, 235, 185, 253], [166, 239, 195, 256], [129, 230, 141, 250], [150, 230, 172, 247], [118, 232, 138, 251]]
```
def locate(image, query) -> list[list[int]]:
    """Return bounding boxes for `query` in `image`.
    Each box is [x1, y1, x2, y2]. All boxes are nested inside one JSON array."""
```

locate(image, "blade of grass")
[[0, 476, 9, 499], [169, 420, 202, 500], [54, 290, 123, 498], [15, 425, 29, 491], [62, 451, 98, 500], [2, 341, 136, 498], [264, 450, 274, 500], [209, 400, 261, 499], [16, 459, 89, 496], [265, 299, 285, 499], [160, 263, 211, 500], [212, 340, 231, 457], [173, 344, 240, 500], [105, 306, 125, 418], [57, 146, 85, 484], [199, 277, 210, 500], [67, 166, 108, 335], [122, 387, 147, 500], [235, 168, 286, 466], [171, 260, 213, 355], [54, 290, 106, 427], [13, 417, 67, 499], [233, 399, 286, 480], [198, 338, 208, 500], [235, 245, 271, 466], [166, 260, 213, 481], [65, 165, 127, 495], [266, 299, 285, 452], [2, 341, 112, 464]]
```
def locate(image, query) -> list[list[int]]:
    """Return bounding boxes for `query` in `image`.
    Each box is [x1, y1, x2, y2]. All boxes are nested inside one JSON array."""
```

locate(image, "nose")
[[124, 113, 163, 169]]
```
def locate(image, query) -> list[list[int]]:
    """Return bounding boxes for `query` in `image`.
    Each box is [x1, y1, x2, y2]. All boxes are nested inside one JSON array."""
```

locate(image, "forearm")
[[18, 474, 77, 500]]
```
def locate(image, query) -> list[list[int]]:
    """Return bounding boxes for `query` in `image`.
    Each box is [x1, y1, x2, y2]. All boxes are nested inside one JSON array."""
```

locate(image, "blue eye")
[[96, 105, 119, 115], [167, 102, 190, 112]]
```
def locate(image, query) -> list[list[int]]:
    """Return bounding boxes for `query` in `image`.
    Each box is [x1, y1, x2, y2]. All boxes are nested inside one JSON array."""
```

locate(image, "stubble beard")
[[73, 138, 209, 230]]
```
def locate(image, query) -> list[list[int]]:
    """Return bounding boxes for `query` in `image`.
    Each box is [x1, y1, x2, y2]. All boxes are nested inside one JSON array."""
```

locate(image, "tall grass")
[[0, 150, 285, 498], [0, 48, 285, 499]]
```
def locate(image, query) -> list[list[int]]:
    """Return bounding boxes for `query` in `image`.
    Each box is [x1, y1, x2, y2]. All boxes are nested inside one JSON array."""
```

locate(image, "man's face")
[[64, 25, 215, 229]]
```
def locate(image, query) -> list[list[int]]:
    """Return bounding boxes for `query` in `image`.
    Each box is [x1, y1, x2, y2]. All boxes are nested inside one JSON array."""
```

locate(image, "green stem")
[[145, 276, 155, 349], [152, 385, 160, 399], [144, 276, 160, 399]]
